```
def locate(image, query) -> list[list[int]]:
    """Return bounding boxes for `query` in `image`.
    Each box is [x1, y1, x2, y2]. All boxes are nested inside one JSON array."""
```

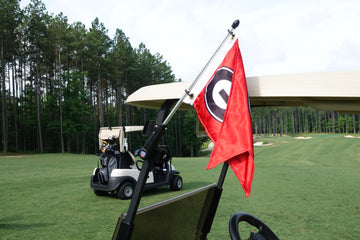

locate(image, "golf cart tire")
[[170, 175, 183, 191], [117, 181, 135, 200]]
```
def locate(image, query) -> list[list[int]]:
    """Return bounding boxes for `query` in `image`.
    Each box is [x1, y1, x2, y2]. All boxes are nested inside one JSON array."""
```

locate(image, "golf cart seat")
[[118, 151, 135, 169], [112, 183, 218, 240], [112, 182, 280, 240]]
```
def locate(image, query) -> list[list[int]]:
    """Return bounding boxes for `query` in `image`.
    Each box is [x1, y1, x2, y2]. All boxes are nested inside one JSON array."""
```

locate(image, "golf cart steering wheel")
[[229, 212, 279, 240], [133, 147, 143, 171], [135, 160, 143, 171]]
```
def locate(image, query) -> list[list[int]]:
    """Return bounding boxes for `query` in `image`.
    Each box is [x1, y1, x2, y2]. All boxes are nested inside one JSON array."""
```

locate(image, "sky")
[[20, 0, 360, 82]]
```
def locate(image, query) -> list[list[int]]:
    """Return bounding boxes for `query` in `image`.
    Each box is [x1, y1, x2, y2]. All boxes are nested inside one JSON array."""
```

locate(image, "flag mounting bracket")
[[185, 89, 194, 100]]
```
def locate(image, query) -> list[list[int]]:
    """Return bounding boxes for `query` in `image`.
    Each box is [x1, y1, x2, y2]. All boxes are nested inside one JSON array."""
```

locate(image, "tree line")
[[1, 0, 358, 157], [0, 0, 206, 156], [251, 107, 360, 136]]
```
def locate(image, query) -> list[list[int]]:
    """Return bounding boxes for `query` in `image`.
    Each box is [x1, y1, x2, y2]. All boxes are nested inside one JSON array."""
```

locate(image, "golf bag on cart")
[[94, 137, 120, 184], [93, 134, 135, 184]]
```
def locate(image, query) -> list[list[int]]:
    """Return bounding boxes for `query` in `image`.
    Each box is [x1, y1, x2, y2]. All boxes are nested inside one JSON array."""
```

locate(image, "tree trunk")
[[311, 111, 315, 133], [280, 113, 283, 136], [345, 114, 348, 134], [80, 64, 87, 154], [97, 74, 104, 127], [58, 46, 64, 153], [291, 110, 295, 134], [67, 134, 71, 153], [1, 35, 8, 152], [353, 115, 356, 134], [105, 85, 109, 126], [12, 56, 18, 151], [35, 54, 43, 152], [262, 116, 266, 136], [116, 85, 122, 125], [258, 119, 262, 135], [325, 113, 328, 133], [298, 109, 302, 133], [331, 111, 335, 133], [76, 132, 80, 154], [82, 132, 86, 154], [254, 121, 258, 136], [272, 111, 276, 136], [284, 110, 288, 134]]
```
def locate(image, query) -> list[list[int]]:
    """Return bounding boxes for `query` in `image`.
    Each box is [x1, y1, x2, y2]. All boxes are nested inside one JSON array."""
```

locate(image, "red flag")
[[193, 39, 254, 197]]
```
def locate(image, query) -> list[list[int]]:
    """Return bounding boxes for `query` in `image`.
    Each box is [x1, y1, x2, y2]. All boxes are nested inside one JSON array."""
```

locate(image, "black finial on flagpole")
[[232, 19, 240, 29], [228, 19, 239, 37]]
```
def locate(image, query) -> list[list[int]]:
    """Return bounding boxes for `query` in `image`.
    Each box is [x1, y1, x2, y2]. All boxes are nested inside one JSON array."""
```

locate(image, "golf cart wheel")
[[116, 182, 135, 200], [170, 175, 183, 191]]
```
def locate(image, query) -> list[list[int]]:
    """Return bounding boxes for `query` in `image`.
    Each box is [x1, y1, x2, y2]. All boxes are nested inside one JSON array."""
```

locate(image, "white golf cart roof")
[[98, 126, 143, 152], [126, 71, 360, 114]]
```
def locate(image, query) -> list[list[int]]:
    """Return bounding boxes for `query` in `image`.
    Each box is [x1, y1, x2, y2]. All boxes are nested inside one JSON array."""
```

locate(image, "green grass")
[[1, 134, 359, 239]]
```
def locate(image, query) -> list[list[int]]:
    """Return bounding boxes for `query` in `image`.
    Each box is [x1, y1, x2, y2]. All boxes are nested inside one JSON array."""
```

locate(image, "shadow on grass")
[[0, 222, 55, 230], [141, 187, 171, 197]]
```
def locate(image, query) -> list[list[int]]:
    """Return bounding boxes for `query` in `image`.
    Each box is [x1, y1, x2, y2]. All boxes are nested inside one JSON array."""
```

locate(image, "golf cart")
[[90, 123, 183, 200]]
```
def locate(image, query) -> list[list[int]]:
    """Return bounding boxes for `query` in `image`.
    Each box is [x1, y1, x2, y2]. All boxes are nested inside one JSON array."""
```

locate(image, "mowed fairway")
[[1, 135, 359, 239]]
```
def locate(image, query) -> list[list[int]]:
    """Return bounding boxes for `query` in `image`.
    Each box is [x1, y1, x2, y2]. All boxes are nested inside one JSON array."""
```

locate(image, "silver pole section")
[[163, 19, 240, 125]]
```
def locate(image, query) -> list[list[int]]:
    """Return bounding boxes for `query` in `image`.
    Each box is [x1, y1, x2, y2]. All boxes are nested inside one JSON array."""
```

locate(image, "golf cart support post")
[[114, 20, 240, 240], [116, 99, 177, 239]]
